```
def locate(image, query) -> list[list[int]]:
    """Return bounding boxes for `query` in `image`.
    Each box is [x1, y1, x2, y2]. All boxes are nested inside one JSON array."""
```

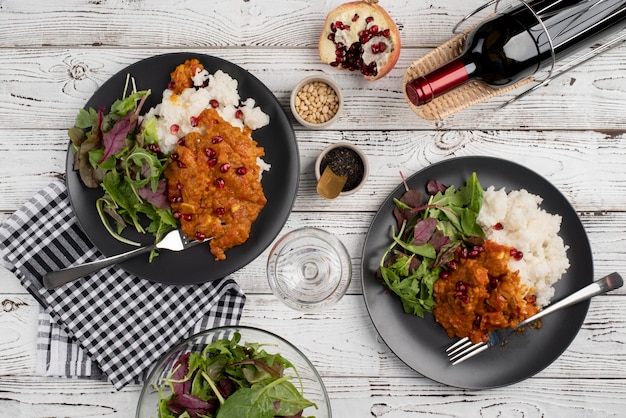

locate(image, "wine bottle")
[[405, 0, 626, 106]]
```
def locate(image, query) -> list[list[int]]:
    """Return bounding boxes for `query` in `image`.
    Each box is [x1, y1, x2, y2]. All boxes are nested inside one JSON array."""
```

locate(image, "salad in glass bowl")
[[136, 326, 331, 418]]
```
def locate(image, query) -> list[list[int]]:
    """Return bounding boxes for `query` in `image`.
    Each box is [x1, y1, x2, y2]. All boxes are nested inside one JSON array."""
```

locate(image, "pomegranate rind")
[[318, 0, 401, 81]]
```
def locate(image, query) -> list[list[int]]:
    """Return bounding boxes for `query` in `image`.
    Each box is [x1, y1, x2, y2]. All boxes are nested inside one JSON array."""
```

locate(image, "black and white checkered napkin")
[[0, 181, 246, 390]]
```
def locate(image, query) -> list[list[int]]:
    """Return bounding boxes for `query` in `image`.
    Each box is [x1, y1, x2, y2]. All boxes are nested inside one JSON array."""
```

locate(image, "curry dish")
[[433, 240, 539, 343], [164, 108, 267, 261]]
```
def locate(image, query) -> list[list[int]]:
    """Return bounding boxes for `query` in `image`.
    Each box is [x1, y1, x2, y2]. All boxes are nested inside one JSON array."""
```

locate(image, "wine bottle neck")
[[405, 59, 471, 106]]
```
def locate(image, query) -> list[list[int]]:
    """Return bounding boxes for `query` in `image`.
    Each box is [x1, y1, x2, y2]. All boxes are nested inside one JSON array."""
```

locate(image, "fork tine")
[[446, 337, 472, 356], [449, 342, 489, 365]]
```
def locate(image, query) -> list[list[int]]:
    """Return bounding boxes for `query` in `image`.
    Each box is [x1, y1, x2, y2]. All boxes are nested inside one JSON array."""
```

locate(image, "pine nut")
[[294, 80, 340, 125]]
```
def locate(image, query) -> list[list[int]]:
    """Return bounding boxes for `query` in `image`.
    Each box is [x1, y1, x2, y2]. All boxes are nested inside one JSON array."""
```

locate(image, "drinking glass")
[[267, 227, 351, 311]]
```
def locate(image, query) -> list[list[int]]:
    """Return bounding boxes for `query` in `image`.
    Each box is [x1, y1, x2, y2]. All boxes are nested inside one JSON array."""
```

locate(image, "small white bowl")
[[290, 74, 343, 129], [315, 142, 368, 197]]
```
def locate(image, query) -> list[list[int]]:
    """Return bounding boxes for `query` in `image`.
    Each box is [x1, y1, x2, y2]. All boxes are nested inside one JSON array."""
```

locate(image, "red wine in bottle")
[[406, 0, 626, 106]]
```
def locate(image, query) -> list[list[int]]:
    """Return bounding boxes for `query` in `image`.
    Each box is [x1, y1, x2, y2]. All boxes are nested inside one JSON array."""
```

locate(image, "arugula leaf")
[[74, 107, 98, 129]]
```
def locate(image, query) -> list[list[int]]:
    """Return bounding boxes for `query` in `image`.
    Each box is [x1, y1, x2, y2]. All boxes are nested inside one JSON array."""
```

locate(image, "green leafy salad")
[[69, 76, 177, 256], [157, 332, 318, 418], [378, 172, 486, 317]]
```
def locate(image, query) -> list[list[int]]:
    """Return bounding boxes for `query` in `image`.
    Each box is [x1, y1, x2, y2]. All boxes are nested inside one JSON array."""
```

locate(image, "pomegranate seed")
[[494, 222, 504, 230], [208, 158, 217, 168], [474, 245, 485, 253], [327, 33, 335, 42], [527, 294, 537, 305], [460, 247, 469, 259], [209, 99, 219, 108], [205, 148, 216, 158], [513, 250, 524, 261], [195, 231, 206, 240], [352, 14, 359, 22], [439, 271, 449, 280], [365, 16, 374, 23], [171, 152, 179, 161], [473, 315, 482, 328], [489, 276, 499, 288], [177, 137, 186, 146], [148, 143, 161, 153], [212, 135, 223, 144], [378, 42, 387, 53], [176, 160, 186, 168], [455, 281, 467, 293], [330, 61, 340, 67], [371, 43, 380, 54], [370, 25, 379, 34], [343, 25, 350, 30], [176, 181, 183, 190], [468, 249, 479, 258], [167, 81, 175, 90], [381, 28, 391, 37], [235, 109, 243, 119], [173, 211, 182, 220], [170, 124, 180, 134], [175, 197, 183, 203], [220, 163, 231, 173], [168, 195, 178, 203], [330, 22, 336, 32], [461, 296, 470, 304], [215, 178, 225, 188], [448, 260, 457, 270], [215, 207, 225, 216], [236, 166, 247, 175], [190, 116, 199, 127], [182, 213, 192, 222], [335, 20, 344, 30]]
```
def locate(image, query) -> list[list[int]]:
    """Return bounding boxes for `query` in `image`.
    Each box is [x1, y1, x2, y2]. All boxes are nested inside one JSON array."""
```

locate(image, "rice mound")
[[144, 69, 270, 154], [477, 187, 570, 307]]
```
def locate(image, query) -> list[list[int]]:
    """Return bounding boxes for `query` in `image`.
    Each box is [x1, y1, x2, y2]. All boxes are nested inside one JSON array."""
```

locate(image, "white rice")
[[143, 68, 270, 156], [477, 187, 570, 307]]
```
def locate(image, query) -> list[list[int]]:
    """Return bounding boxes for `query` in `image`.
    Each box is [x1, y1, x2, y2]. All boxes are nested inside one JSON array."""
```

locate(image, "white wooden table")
[[1, 1, 625, 416]]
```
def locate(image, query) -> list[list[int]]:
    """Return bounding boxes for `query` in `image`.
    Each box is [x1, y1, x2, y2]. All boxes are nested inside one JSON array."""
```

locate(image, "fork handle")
[[518, 272, 623, 328], [42, 244, 157, 289]]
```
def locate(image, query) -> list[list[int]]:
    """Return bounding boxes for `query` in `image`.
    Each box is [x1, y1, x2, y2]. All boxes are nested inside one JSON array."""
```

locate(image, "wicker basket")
[[403, 26, 533, 120]]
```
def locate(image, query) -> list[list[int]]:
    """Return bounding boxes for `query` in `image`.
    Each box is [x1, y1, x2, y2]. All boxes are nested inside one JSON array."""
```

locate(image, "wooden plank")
[[1, 129, 625, 212], [2, 291, 625, 380], [0, 374, 625, 418], [0, 48, 624, 131], [0, 1, 550, 49]]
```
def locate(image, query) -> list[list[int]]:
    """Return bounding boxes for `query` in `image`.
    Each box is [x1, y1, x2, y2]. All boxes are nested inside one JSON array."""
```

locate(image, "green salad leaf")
[[157, 332, 318, 418], [70, 75, 177, 257], [378, 172, 486, 317]]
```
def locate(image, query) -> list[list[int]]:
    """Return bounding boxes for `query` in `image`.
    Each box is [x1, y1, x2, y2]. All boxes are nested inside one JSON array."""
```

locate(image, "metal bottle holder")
[[453, 0, 626, 108]]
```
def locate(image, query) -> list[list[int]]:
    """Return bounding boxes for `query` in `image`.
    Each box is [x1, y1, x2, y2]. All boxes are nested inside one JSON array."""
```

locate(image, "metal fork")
[[43, 229, 210, 289], [446, 272, 623, 365]]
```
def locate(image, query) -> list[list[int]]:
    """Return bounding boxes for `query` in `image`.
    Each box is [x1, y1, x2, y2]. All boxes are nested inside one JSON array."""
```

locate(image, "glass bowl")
[[136, 325, 331, 418]]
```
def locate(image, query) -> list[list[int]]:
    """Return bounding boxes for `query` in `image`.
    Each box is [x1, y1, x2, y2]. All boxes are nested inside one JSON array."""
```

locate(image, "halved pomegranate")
[[318, 0, 401, 81]]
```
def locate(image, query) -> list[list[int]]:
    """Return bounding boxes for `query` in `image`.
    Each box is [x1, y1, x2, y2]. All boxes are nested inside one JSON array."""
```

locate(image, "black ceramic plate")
[[66, 53, 299, 284], [362, 156, 593, 389]]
